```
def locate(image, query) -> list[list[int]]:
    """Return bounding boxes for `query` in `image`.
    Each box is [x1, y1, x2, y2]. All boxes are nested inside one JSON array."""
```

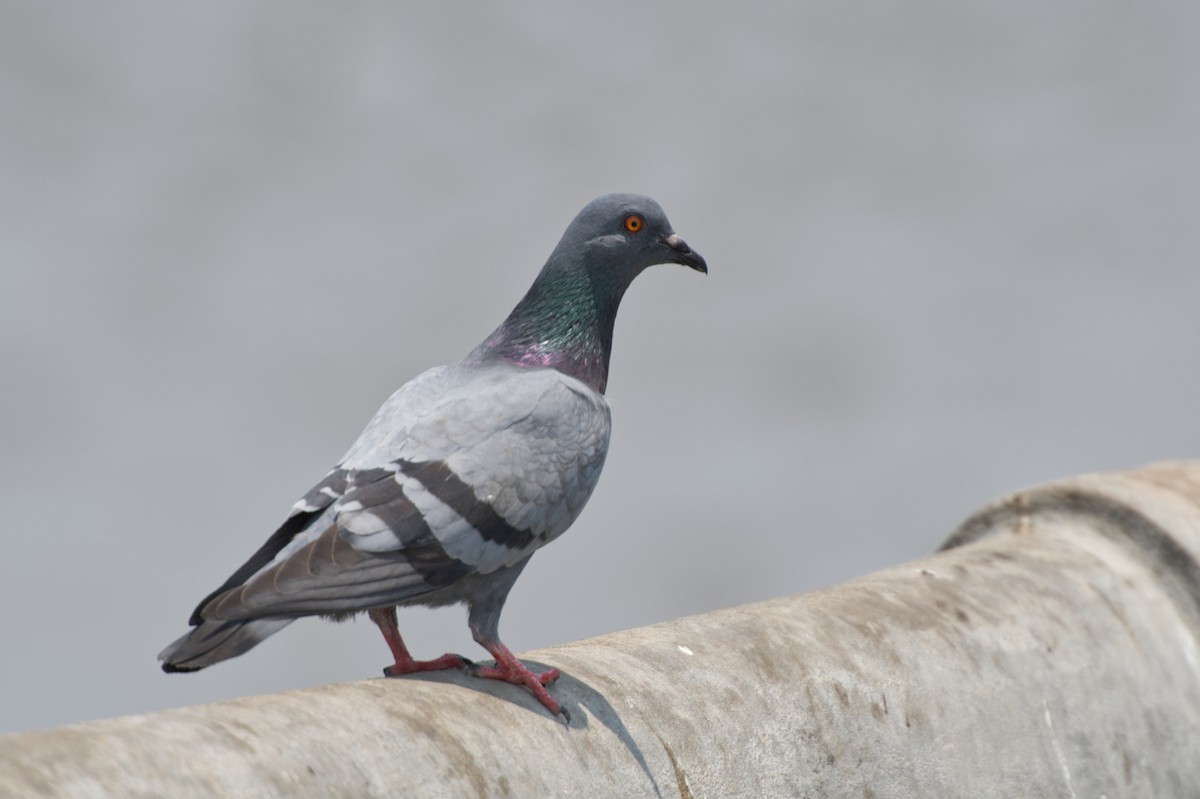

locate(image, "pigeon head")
[[471, 193, 706, 393], [552, 193, 708, 279]]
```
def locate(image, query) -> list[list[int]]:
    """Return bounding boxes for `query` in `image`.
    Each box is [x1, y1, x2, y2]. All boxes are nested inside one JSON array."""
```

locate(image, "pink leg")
[[470, 640, 566, 720], [368, 607, 467, 676]]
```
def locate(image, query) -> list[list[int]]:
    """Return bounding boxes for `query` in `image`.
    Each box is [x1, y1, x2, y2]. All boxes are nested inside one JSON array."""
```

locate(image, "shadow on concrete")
[[396, 660, 662, 797]]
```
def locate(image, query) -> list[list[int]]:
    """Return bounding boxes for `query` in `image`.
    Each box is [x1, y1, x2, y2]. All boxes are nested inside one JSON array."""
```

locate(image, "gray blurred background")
[[2, 2, 1197, 734]]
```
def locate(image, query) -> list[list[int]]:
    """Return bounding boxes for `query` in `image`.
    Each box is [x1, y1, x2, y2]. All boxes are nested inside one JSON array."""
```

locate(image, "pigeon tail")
[[158, 617, 293, 672]]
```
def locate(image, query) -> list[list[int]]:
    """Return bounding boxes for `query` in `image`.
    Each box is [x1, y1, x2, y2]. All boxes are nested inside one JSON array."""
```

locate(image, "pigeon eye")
[[623, 214, 644, 233]]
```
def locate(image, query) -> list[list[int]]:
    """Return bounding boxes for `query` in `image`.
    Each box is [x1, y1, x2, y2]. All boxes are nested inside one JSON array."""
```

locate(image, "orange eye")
[[623, 214, 644, 233]]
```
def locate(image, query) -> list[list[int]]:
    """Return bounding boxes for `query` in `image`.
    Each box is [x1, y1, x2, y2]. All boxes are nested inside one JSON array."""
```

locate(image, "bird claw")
[[470, 663, 560, 685], [468, 658, 566, 720], [382, 652, 470, 677]]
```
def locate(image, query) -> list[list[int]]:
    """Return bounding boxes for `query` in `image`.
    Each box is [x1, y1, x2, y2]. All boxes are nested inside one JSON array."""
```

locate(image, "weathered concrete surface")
[[4, 461, 1200, 798]]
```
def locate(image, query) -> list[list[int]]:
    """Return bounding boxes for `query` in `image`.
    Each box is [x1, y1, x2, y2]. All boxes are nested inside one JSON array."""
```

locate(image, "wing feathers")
[[209, 499, 475, 619], [187, 467, 350, 624], [397, 458, 535, 549], [191, 366, 609, 626]]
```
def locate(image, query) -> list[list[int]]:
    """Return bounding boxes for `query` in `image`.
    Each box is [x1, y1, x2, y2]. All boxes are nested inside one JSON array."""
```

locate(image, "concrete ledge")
[[4, 461, 1200, 797]]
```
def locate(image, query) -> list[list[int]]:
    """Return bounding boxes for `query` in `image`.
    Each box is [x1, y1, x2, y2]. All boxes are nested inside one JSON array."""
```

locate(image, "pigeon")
[[159, 193, 706, 720]]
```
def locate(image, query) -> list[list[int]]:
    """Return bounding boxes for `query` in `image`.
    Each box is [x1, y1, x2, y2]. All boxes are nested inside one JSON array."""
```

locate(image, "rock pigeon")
[[159, 193, 706, 720]]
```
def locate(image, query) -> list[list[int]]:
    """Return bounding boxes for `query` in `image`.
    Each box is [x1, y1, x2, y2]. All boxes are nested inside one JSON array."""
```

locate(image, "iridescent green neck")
[[469, 260, 629, 394]]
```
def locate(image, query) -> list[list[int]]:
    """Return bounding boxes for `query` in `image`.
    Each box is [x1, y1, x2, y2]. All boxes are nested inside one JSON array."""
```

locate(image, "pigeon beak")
[[662, 233, 708, 274]]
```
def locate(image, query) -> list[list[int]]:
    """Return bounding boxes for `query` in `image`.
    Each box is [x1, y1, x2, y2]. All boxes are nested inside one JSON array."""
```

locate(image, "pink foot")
[[369, 607, 468, 676], [471, 642, 568, 722], [471, 663, 560, 685], [383, 652, 469, 676]]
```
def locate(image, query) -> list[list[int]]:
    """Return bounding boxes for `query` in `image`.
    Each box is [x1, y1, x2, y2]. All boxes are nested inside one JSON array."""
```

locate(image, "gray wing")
[[201, 363, 611, 621]]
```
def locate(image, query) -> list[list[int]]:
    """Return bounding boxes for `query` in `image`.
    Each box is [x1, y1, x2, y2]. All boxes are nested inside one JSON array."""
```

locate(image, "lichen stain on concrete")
[[1091, 583, 1139, 641], [831, 680, 850, 708], [380, 699, 491, 797], [655, 733, 694, 799], [218, 718, 261, 755], [870, 692, 889, 722]]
